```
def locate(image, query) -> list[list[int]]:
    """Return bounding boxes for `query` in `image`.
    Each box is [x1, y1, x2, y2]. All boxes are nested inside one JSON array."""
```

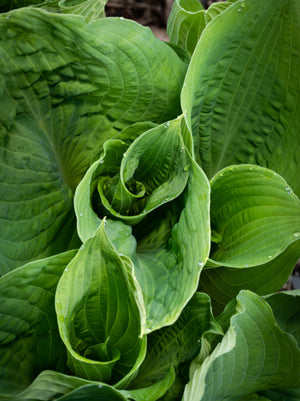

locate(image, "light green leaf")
[[129, 155, 210, 332], [181, 0, 300, 196], [183, 290, 300, 401], [0, 251, 76, 397], [0, 8, 187, 273], [199, 241, 300, 314], [209, 165, 300, 267], [55, 222, 146, 386], [167, 0, 232, 55]]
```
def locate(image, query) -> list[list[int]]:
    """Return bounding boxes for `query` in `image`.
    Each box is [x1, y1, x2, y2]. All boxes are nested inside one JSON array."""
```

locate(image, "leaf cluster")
[[0, 0, 299, 400]]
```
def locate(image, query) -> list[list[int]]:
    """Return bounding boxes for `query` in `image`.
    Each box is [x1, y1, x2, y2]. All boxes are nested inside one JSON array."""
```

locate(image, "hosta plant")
[[0, 0, 299, 400]]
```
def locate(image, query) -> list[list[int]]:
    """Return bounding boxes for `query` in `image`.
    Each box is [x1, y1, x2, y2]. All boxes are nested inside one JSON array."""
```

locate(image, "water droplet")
[[285, 187, 292, 195], [164, 124, 168, 128], [241, 1, 246, 7], [120, 17, 124, 20], [184, 165, 189, 172], [184, 113, 187, 118], [180, 146, 184, 152], [165, 197, 170, 201], [80, 245, 85, 250], [268, 255, 272, 259], [198, 339, 201, 343], [244, 264, 248, 267], [184, 82, 187, 87], [145, 328, 151, 334], [98, 384, 102, 389], [5, 15, 10, 20], [238, 8, 241, 12], [198, 262, 204, 267], [123, 152, 127, 157], [56, 300, 60, 304], [293, 232, 300, 238], [65, 268, 69, 272], [119, 252, 124, 256], [99, 159, 104, 164], [79, 212, 84, 217]]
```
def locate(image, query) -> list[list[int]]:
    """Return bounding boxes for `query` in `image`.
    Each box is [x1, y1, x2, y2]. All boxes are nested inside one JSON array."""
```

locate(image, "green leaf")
[[181, 0, 300, 196], [131, 155, 210, 332], [0, 8, 187, 273], [0, 0, 108, 21], [264, 290, 300, 346], [0, 251, 76, 396], [122, 366, 176, 401], [74, 118, 211, 332], [259, 388, 300, 401], [0, 370, 129, 401], [183, 290, 300, 401], [209, 165, 300, 267], [199, 241, 300, 314], [55, 222, 146, 386], [97, 117, 190, 224], [39, 0, 108, 22], [167, 0, 232, 55], [131, 293, 222, 388], [57, 383, 128, 401]]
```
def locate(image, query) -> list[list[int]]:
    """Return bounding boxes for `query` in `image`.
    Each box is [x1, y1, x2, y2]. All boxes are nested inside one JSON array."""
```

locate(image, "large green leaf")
[[199, 241, 300, 314], [181, 0, 300, 196], [209, 165, 300, 267], [55, 222, 146, 386], [0, 251, 76, 397], [74, 118, 211, 332], [183, 290, 300, 401], [0, 8, 187, 274]]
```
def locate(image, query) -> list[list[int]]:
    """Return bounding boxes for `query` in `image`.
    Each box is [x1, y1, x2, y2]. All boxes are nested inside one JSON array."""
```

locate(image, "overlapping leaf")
[[181, 0, 300, 197], [131, 293, 222, 389], [183, 290, 300, 401], [55, 222, 146, 386], [199, 241, 300, 314], [0, 250, 76, 397], [0, 8, 187, 274], [74, 118, 211, 332]]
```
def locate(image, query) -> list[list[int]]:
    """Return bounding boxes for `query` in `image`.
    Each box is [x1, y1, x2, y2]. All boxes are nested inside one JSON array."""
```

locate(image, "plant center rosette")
[[72, 116, 210, 326]]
